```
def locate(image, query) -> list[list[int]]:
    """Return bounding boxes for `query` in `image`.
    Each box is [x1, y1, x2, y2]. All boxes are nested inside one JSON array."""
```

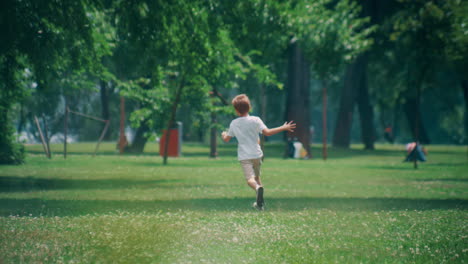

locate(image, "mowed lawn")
[[0, 142, 467, 263]]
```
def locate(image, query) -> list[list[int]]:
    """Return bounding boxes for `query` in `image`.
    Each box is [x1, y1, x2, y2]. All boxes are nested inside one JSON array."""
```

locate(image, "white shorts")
[[240, 158, 262, 180]]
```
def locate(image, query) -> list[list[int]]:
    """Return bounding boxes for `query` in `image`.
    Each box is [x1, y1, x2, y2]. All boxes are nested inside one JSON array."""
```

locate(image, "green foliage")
[[443, 0, 468, 76], [0, 118, 25, 165], [287, 0, 375, 79], [0, 54, 27, 164], [0, 0, 103, 163], [387, 0, 468, 83], [440, 105, 466, 144], [218, 0, 289, 84], [0, 0, 98, 86], [368, 0, 467, 143], [390, 0, 450, 61], [113, 0, 283, 138], [119, 74, 170, 130]]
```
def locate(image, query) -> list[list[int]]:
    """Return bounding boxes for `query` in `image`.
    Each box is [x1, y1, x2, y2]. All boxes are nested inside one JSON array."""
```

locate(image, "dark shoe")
[[256, 187, 264, 208]]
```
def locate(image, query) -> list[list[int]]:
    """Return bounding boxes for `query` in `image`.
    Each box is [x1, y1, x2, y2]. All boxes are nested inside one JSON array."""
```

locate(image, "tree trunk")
[[322, 81, 328, 160], [462, 80, 468, 144], [332, 0, 383, 150], [100, 80, 111, 141], [285, 39, 311, 157], [260, 84, 267, 151], [210, 112, 217, 158], [355, 54, 375, 150], [402, 97, 430, 144], [64, 99, 68, 159], [16, 102, 25, 140], [128, 122, 150, 153], [118, 96, 127, 154], [163, 78, 184, 165], [333, 58, 362, 148], [209, 89, 228, 157], [403, 62, 430, 145], [197, 127, 205, 143], [42, 114, 52, 158]]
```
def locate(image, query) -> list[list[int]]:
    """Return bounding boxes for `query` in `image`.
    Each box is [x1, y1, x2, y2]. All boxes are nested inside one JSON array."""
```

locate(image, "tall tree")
[[332, 0, 392, 149], [290, 0, 375, 153], [215, 0, 289, 156], [355, 53, 375, 149], [443, 0, 468, 143], [90, 7, 118, 141], [99, 80, 111, 140], [332, 55, 364, 148], [285, 39, 311, 156], [113, 0, 284, 160], [115, 0, 273, 163], [383, 0, 467, 144], [0, 0, 99, 164], [463, 81, 468, 144]]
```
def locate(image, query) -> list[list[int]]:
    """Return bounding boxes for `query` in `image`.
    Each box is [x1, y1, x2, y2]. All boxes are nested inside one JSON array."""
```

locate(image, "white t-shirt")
[[227, 115, 267, 160]]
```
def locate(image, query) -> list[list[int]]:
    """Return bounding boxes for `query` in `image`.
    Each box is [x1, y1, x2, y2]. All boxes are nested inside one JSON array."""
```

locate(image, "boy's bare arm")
[[221, 131, 232, 142], [262, 121, 296, 137]]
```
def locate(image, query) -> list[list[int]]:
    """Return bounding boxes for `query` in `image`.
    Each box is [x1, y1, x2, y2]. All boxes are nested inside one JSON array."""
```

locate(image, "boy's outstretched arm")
[[221, 131, 232, 142], [262, 121, 296, 137]]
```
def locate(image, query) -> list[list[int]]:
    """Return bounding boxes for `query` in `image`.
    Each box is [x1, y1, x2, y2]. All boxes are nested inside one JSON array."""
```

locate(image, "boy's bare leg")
[[247, 178, 259, 190], [254, 176, 262, 188], [247, 177, 263, 191]]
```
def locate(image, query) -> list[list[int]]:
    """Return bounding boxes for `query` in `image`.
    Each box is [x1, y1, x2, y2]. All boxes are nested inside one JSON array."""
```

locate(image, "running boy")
[[221, 94, 296, 210]]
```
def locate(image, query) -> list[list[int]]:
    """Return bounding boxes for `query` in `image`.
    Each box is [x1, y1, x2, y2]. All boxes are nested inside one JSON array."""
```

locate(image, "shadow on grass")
[[0, 176, 185, 192], [367, 165, 415, 171], [0, 197, 466, 217], [124, 161, 237, 168], [425, 162, 468, 167], [369, 160, 468, 170], [414, 178, 468, 182], [27, 150, 161, 157], [26, 143, 411, 160]]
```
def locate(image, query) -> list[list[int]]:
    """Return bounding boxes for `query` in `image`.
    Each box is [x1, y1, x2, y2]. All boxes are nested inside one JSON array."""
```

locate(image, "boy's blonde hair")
[[232, 94, 251, 115]]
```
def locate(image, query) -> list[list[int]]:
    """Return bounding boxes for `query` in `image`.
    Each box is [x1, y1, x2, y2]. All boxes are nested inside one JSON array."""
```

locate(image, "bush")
[[0, 142, 25, 165], [0, 122, 25, 165]]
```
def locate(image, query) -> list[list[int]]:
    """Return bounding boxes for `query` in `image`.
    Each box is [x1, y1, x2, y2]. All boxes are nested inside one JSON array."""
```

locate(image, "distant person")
[[292, 138, 303, 159], [222, 94, 296, 211], [384, 125, 394, 143], [310, 125, 315, 141], [406, 142, 427, 155], [405, 142, 428, 162]]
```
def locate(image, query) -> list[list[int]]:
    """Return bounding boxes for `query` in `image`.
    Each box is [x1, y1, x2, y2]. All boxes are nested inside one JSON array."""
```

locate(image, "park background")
[[0, 0, 467, 263]]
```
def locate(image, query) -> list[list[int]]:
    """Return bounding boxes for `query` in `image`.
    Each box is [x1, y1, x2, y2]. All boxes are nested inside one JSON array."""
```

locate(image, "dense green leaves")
[[114, 0, 287, 140], [0, 0, 103, 164], [369, 0, 468, 143], [288, 0, 375, 79]]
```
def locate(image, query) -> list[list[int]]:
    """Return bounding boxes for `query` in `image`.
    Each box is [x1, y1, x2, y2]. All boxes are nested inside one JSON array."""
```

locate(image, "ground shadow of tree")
[[0, 176, 184, 192], [25, 143, 411, 159], [0, 197, 466, 217]]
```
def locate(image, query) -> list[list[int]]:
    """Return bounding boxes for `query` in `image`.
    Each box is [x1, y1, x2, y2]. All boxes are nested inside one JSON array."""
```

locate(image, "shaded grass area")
[[25, 141, 436, 158], [0, 143, 467, 263], [0, 197, 466, 217]]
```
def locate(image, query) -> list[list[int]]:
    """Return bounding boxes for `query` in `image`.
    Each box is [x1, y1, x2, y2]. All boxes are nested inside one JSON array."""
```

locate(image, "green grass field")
[[0, 142, 467, 263]]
